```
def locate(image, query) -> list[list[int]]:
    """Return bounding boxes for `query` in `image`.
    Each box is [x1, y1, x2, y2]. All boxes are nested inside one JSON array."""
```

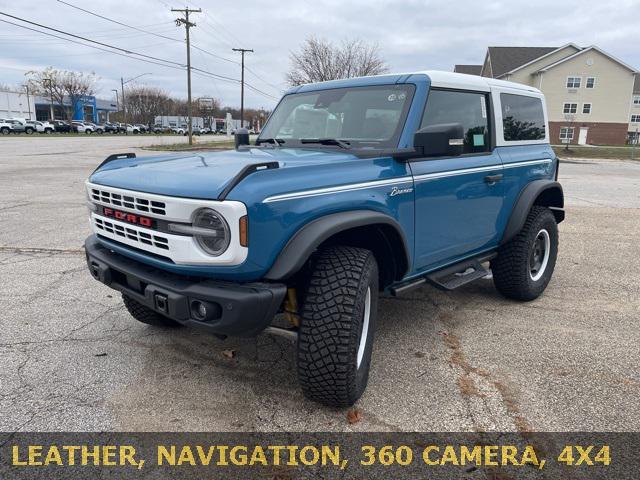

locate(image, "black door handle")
[[484, 174, 503, 184]]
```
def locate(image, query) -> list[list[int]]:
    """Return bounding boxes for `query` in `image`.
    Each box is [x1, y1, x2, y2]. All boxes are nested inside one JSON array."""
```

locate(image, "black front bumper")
[[85, 235, 287, 337]]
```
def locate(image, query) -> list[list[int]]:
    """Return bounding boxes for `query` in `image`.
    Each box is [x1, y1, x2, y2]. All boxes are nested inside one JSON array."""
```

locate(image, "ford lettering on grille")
[[103, 207, 154, 228]]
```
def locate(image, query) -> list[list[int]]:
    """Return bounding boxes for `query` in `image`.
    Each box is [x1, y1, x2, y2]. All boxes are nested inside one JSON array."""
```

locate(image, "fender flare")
[[501, 180, 564, 244], [264, 210, 411, 281]]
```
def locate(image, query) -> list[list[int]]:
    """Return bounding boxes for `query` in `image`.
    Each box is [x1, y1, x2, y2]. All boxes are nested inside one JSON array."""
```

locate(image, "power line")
[[0, 11, 185, 67], [55, 1, 282, 95], [0, 13, 279, 101], [0, 18, 186, 71]]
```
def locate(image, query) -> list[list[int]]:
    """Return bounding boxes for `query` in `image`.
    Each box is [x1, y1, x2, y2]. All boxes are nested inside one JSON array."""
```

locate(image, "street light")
[[120, 73, 152, 128]]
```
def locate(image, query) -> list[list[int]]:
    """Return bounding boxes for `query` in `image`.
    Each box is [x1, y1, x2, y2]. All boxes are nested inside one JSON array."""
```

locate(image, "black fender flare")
[[264, 210, 411, 281], [501, 180, 565, 244]]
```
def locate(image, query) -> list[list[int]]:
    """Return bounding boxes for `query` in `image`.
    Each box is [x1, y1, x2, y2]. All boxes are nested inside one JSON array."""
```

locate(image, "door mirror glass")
[[414, 123, 464, 157]]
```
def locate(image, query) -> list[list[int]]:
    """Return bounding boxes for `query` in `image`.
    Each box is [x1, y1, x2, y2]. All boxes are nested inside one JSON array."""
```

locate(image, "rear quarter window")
[[500, 93, 546, 141]]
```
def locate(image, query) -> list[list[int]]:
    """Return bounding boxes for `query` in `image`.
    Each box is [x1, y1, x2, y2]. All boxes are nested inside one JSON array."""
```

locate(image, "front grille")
[[94, 217, 169, 250], [91, 188, 166, 216]]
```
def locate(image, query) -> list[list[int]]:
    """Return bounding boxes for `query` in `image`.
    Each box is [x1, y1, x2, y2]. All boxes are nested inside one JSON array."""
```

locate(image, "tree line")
[[9, 36, 387, 124]]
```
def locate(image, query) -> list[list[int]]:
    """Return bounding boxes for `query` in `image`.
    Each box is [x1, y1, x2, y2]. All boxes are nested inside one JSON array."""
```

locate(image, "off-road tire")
[[492, 206, 558, 301], [297, 246, 379, 407], [122, 294, 181, 328]]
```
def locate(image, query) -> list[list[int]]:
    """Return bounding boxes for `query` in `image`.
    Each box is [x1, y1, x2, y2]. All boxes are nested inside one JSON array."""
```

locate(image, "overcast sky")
[[1, 0, 638, 109]]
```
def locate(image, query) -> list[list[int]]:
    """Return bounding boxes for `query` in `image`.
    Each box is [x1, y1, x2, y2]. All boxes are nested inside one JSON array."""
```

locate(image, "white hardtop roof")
[[418, 70, 542, 94]]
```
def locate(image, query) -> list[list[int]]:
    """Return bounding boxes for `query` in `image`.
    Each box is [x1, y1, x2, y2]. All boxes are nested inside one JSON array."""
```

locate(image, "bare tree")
[[286, 36, 388, 86], [25, 67, 97, 120], [121, 85, 173, 125], [61, 71, 97, 121]]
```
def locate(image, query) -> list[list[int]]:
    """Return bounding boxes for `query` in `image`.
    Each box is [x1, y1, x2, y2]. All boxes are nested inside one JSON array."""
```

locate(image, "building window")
[[632, 115, 640, 123], [633, 95, 640, 105], [585, 77, 596, 88], [500, 93, 546, 141], [563, 103, 578, 114], [559, 127, 574, 141], [582, 103, 592, 114], [566, 77, 581, 88]]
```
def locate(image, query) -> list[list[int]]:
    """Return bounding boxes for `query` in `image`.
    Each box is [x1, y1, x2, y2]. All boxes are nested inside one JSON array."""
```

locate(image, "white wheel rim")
[[529, 229, 551, 281], [357, 287, 371, 369]]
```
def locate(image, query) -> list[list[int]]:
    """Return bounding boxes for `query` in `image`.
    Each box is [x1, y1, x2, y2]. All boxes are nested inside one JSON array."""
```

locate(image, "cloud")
[[0, 0, 638, 108]]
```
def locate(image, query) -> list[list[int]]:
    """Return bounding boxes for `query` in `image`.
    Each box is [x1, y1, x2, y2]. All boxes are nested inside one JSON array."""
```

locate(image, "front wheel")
[[491, 206, 558, 301], [297, 246, 378, 407]]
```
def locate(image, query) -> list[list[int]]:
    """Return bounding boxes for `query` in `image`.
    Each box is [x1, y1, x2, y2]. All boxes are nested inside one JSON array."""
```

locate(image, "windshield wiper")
[[300, 138, 351, 149], [256, 138, 285, 147]]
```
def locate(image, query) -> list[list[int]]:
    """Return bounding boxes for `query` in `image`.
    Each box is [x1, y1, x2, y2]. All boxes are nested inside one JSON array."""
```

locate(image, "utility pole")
[[173, 7, 201, 145], [232, 48, 253, 128], [121, 77, 126, 127]]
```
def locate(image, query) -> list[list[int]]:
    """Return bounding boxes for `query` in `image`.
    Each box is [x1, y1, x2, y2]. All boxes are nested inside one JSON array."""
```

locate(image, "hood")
[[89, 147, 361, 200]]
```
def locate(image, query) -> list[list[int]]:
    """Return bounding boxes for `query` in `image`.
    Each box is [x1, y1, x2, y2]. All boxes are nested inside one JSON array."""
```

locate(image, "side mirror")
[[234, 128, 250, 149], [413, 123, 464, 158]]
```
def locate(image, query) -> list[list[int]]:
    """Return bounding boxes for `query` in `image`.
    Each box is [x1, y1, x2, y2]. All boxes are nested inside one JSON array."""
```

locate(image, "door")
[[578, 127, 588, 145], [411, 89, 505, 272]]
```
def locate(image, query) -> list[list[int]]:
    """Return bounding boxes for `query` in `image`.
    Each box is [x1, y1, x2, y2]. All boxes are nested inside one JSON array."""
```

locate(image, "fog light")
[[191, 300, 207, 320]]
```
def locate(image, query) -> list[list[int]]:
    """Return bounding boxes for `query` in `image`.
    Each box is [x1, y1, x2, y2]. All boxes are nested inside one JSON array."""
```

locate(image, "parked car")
[[3, 119, 30, 134], [151, 124, 170, 134], [32, 121, 55, 134], [52, 120, 72, 133], [126, 124, 141, 134], [87, 123, 105, 134], [102, 122, 119, 134], [134, 124, 149, 133], [171, 125, 186, 135], [84, 70, 564, 407], [72, 121, 95, 134], [184, 127, 203, 136], [0, 119, 13, 135]]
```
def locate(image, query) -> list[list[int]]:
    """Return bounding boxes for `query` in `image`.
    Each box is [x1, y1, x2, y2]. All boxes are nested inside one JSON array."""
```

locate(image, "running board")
[[389, 253, 496, 295], [427, 254, 495, 291]]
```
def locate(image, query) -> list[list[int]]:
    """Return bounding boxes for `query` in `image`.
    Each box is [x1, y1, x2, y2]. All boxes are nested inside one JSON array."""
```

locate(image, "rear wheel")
[[122, 294, 181, 328], [1, 127, 9, 135], [491, 206, 558, 301], [297, 246, 378, 407], [25, 128, 34, 134]]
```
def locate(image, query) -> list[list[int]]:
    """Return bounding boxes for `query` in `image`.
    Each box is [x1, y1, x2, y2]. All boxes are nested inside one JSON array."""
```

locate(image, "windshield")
[[259, 84, 415, 149]]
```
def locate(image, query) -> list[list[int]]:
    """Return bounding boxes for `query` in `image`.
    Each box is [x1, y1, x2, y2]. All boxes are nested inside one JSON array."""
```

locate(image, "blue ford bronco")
[[85, 71, 563, 406]]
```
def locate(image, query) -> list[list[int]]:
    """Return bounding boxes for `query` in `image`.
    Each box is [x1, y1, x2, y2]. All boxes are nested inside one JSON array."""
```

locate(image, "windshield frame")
[[257, 83, 416, 150]]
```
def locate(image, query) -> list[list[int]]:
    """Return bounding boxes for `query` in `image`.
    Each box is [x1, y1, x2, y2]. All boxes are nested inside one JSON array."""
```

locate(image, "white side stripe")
[[263, 177, 413, 203], [262, 159, 553, 203], [413, 158, 552, 182]]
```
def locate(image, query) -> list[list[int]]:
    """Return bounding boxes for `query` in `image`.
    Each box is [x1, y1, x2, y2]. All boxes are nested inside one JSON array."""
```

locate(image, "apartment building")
[[630, 76, 640, 144], [455, 44, 638, 145]]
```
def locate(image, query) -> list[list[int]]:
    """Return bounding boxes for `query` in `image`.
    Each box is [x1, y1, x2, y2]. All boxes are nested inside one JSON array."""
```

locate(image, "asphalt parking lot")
[[1, 135, 639, 432]]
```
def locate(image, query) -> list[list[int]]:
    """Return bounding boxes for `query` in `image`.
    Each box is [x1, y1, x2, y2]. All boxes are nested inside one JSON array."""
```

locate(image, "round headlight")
[[192, 208, 230, 256]]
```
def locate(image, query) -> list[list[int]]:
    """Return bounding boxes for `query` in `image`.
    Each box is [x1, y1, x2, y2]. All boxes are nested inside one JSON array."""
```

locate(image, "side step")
[[427, 261, 490, 290], [389, 253, 495, 295], [427, 255, 495, 291]]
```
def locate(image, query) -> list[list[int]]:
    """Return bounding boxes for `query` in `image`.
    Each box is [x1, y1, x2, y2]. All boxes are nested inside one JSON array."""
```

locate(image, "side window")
[[500, 94, 546, 141], [420, 90, 490, 154]]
